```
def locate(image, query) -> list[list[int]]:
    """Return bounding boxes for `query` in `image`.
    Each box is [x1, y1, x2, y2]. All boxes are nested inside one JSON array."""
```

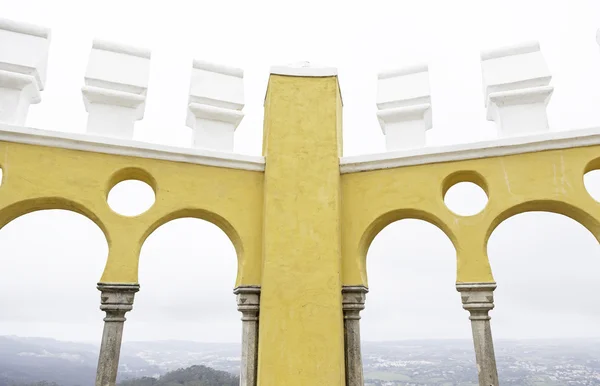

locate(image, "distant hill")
[[119, 365, 238, 386], [2, 335, 600, 385], [0, 336, 240, 386]]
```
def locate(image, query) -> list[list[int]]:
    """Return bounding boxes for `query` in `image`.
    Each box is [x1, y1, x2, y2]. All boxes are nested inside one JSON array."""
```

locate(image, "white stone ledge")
[[0, 17, 50, 39], [0, 123, 265, 172], [480, 41, 540, 61], [270, 63, 338, 77], [92, 39, 151, 59], [378, 63, 428, 80], [340, 126, 600, 174], [192, 59, 243, 78]]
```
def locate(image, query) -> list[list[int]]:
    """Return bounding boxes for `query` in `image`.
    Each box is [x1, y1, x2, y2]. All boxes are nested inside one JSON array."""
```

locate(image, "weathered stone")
[[95, 283, 139, 386], [342, 285, 368, 386], [457, 282, 499, 386], [234, 286, 260, 386]]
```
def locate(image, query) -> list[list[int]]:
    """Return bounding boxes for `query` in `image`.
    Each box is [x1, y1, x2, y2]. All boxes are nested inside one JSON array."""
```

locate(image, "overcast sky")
[[0, 0, 599, 344]]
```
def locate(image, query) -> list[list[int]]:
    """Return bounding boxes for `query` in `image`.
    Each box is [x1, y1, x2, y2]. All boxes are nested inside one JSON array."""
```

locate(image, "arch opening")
[[0, 209, 108, 344], [361, 218, 475, 383], [584, 169, 600, 203], [107, 180, 155, 217], [442, 171, 489, 216], [488, 211, 600, 340], [125, 217, 241, 374]]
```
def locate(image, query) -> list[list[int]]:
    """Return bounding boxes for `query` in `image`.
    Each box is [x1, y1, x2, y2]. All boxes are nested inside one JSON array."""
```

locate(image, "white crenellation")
[[186, 60, 245, 152], [82, 39, 151, 139], [0, 18, 51, 125], [481, 41, 553, 137], [376, 64, 432, 151]]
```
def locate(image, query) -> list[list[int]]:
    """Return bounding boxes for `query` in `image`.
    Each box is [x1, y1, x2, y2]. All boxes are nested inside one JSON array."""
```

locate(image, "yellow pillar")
[[258, 67, 345, 385]]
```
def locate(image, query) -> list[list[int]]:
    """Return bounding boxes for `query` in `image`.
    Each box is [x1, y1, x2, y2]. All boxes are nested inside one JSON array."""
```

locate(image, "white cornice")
[[340, 127, 600, 174], [92, 39, 151, 59], [192, 59, 243, 78], [0, 17, 50, 39], [270, 62, 338, 77], [0, 124, 265, 172]]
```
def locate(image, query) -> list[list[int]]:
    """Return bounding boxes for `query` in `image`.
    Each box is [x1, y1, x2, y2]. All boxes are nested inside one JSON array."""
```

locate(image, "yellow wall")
[[1, 70, 600, 385], [258, 74, 346, 385], [341, 145, 600, 286], [0, 141, 264, 286]]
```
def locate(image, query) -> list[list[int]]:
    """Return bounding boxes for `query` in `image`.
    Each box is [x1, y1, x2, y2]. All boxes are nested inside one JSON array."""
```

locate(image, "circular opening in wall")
[[107, 179, 155, 217], [584, 169, 600, 202], [444, 181, 488, 216]]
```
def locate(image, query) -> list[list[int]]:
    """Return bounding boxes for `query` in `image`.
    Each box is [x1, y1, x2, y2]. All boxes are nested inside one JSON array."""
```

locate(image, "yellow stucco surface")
[[342, 146, 600, 286], [258, 74, 345, 385], [0, 141, 264, 286], [1, 70, 600, 385]]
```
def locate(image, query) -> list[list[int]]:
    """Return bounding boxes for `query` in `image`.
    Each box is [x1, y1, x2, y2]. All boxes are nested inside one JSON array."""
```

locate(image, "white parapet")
[[82, 39, 151, 139], [186, 60, 244, 152], [376, 64, 432, 151], [481, 41, 553, 137], [0, 18, 51, 125]]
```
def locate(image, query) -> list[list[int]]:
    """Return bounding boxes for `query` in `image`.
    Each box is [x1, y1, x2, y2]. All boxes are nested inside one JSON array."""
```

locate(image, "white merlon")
[[481, 41, 553, 137], [186, 59, 245, 152], [597, 29, 600, 49], [0, 18, 51, 125], [82, 39, 151, 139], [376, 64, 432, 151]]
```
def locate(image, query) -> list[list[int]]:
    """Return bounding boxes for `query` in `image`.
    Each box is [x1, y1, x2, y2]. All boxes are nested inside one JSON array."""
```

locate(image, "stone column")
[[95, 283, 139, 386], [457, 282, 499, 386], [234, 286, 260, 386], [342, 285, 368, 386]]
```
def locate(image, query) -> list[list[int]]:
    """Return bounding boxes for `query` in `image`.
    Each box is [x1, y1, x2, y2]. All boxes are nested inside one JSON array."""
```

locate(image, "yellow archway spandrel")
[[342, 144, 600, 287], [0, 140, 264, 286]]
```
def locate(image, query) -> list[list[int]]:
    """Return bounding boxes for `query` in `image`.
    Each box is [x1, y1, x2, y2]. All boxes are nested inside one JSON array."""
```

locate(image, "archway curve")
[[0, 207, 109, 341], [131, 216, 240, 343], [361, 217, 468, 344], [0, 197, 109, 244], [140, 208, 244, 277], [487, 210, 600, 340], [485, 200, 600, 248], [359, 208, 458, 265]]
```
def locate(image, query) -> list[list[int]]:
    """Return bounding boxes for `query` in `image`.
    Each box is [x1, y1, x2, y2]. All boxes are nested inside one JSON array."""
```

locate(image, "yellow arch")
[[0, 197, 109, 244], [359, 209, 458, 275], [139, 209, 242, 284], [486, 200, 600, 246]]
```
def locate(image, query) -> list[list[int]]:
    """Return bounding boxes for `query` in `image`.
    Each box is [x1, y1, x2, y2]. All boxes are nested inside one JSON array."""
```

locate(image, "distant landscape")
[[1, 336, 600, 385]]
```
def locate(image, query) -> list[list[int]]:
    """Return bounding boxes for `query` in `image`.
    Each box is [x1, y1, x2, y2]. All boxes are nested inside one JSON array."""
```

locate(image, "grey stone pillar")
[[342, 285, 368, 386], [457, 282, 499, 386], [234, 286, 260, 386], [95, 283, 139, 386]]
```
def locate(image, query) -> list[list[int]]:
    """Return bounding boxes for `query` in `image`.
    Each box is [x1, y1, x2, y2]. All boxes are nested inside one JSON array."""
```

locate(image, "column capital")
[[456, 282, 496, 320], [234, 286, 260, 321], [342, 286, 368, 319], [97, 283, 140, 322]]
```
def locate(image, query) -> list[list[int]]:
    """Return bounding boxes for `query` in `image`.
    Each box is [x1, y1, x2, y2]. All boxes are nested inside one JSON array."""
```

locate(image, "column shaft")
[[95, 283, 139, 386], [235, 286, 260, 386], [457, 282, 499, 386], [342, 286, 368, 386]]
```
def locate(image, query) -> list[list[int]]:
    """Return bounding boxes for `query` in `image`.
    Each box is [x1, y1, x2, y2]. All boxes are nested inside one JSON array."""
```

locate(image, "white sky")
[[0, 0, 599, 344]]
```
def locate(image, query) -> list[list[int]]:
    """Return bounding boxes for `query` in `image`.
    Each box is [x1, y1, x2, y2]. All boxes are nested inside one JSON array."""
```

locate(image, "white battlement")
[[376, 64, 432, 151], [0, 17, 599, 172], [186, 59, 245, 152], [0, 18, 51, 125]]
